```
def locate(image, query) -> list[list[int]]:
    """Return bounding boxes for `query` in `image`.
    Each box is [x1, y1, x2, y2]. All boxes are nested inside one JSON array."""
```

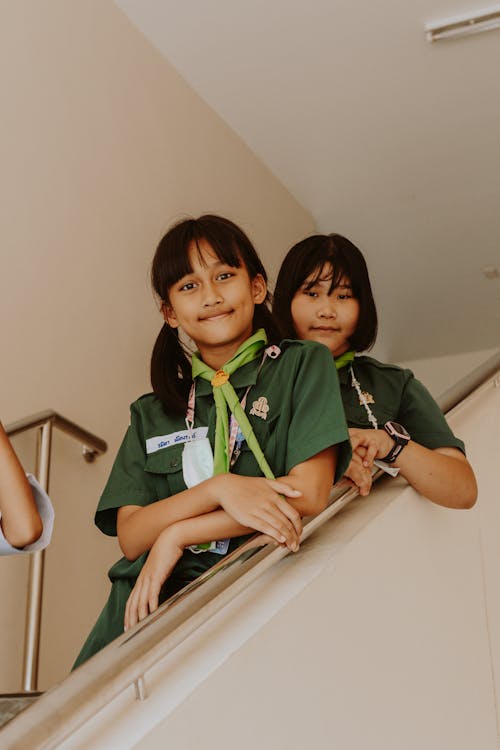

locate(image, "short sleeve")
[[95, 402, 160, 536], [0, 474, 54, 556], [399, 373, 465, 454], [285, 343, 351, 480]]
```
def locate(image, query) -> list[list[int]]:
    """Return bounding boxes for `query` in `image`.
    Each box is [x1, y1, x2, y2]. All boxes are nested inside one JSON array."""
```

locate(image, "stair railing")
[[5, 410, 107, 693]]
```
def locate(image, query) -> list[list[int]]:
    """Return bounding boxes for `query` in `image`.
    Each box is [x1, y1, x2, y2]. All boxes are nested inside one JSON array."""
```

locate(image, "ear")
[[251, 274, 267, 305], [161, 302, 179, 329]]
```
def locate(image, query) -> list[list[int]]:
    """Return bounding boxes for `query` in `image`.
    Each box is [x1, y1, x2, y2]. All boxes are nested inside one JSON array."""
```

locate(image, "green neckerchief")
[[334, 350, 355, 370], [191, 329, 275, 478]]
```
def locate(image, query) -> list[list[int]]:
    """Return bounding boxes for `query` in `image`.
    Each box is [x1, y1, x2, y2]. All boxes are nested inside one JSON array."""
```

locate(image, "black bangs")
[[274, 232, 378, 351], [151, 216, 245, 303], [303, 256, 350, 295]]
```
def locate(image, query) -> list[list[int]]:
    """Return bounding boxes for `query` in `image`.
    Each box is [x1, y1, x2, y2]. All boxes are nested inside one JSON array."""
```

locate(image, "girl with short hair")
[[273, 233, 477, 508]]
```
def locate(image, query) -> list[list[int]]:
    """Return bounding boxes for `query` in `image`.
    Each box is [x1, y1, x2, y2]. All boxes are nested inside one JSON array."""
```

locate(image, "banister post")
[[22, 420, 53, 692]]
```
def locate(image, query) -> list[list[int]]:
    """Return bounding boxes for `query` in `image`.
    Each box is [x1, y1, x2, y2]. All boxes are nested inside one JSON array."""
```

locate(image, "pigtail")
[[254, 299, 285, 346], [150, 324, 191, 416]]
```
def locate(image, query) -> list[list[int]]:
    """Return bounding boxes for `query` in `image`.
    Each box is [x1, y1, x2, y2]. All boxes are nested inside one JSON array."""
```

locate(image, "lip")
[[310, 326, 340, 332], [199, 311, 233, 322]]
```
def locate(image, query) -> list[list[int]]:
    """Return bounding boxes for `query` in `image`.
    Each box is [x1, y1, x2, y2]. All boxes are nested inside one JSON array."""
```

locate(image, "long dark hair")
[[273, 233, 378, 352], [151, 215, 282, 415]]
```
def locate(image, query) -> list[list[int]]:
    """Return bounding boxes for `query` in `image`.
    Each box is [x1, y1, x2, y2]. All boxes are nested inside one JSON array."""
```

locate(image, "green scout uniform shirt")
[[74, 340, 350, 668], [338, 355, 465, 453]]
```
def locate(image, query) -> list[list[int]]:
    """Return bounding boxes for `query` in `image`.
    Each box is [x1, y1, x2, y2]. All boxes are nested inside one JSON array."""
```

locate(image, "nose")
[[202, 281, 223, 307], [317, 298, 336, 319]]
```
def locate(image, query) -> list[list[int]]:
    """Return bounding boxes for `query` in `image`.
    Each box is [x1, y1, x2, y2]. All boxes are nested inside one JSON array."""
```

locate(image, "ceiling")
[[114, 0, 500, 361]]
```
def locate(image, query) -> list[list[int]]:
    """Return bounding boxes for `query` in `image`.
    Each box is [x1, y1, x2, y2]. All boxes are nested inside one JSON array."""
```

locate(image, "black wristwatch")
[[381, 421, 410, 463]]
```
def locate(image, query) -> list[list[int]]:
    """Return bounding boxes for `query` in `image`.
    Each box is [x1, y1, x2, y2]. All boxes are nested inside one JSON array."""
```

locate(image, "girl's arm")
[[124, 512, 255, 630], [124, 447, 336, 628], [118, 447, 336, 560], [117, 475, 301, 561], [349, 428, 477, 509], [0, 423, 43, 548]]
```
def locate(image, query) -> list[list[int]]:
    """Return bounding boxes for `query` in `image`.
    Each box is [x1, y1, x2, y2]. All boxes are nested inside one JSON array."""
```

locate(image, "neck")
[[196, 331, 254, 370], [197, 346, 238, 370]]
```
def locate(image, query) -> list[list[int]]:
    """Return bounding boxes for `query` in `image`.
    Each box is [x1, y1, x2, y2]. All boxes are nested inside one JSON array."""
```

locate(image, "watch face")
[[385, 421, 410, 441]]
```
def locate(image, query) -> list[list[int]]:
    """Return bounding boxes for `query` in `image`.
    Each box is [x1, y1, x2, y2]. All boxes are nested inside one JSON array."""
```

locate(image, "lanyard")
[[186, 344, 281, 467], [349, 363, 400, 477], [349, 365, 378, 429]]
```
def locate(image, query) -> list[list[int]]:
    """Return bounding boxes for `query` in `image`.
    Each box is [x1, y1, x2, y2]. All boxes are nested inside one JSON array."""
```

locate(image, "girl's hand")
[[212, 473, 302, 551], [340, 453, 374, 497], [124, 526, 184, 631], [348, 428, 394, 468]]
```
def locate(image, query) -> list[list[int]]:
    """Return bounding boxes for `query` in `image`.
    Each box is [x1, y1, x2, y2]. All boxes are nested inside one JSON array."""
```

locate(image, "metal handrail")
[[436, 349, 500, 413], [4, 410, 107, 694], [6, 410, 107, 463], [1, 351, 499, 749]]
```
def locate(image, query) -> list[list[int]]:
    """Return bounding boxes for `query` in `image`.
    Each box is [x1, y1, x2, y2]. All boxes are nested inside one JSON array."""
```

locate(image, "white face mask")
[[183, 437, 230, 555], [182, 437, 214, 488]]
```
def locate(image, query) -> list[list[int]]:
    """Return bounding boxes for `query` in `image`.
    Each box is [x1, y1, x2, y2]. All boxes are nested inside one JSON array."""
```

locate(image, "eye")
[[178, 281, 197, 292], [216, 271, 234, 281], [335, 286, 353, 299], [303, 289, 319, 298]]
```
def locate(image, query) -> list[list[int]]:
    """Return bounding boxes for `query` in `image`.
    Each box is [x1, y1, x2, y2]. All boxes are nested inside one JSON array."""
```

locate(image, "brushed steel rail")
[[4, 411, 107, 694], [6, 410, 107, 463]]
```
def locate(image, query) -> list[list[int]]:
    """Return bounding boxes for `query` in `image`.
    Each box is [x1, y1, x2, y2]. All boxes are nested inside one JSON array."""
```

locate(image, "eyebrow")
[[180, 258, 233, 279], [304, 277, 352, 289]]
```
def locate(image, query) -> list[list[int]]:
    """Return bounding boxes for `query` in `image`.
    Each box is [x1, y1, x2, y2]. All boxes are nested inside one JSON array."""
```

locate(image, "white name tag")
[[146, 427, 208, 454]]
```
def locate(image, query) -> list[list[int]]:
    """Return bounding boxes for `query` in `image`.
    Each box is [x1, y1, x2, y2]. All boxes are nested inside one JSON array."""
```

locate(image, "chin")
[[310, 332, 341, 348]]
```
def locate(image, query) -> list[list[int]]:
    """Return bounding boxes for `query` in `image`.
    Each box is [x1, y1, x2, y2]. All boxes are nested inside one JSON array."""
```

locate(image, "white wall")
[[0, 0, 314, 691], [397, 347, 499, 398]]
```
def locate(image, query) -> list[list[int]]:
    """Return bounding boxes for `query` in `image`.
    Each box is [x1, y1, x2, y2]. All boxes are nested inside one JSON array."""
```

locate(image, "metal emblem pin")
[[359, 390, 375, 405], [249, 396, 270, 420]]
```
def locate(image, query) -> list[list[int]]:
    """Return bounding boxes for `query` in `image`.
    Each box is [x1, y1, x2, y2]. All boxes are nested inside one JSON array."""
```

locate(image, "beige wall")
[[0, 0, 314, 691]]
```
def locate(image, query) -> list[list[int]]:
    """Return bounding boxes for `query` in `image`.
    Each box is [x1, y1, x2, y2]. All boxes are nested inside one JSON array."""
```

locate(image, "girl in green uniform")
[[273, 233, 477, 508], [74, 216, 350, 667]]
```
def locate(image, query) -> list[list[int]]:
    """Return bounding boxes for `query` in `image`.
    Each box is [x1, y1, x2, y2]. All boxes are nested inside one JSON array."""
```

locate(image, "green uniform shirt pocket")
[[144, 443, 187, 497]]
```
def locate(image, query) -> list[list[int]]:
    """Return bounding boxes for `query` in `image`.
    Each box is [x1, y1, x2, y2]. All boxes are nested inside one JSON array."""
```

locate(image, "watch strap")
[[381, 421, 410, 463]]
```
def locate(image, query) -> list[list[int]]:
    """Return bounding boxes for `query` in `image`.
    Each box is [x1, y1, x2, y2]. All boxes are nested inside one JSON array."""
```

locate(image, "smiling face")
[[163, 239, 267, 368], [290, 263, 360, 357]]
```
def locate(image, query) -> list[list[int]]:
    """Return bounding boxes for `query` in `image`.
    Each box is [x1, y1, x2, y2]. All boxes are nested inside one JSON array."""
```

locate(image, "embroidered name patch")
[[146, 427, 208, 454]]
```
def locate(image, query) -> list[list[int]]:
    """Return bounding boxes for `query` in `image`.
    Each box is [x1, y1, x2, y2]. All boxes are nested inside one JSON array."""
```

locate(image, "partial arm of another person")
[[0, 422, 43, 548]]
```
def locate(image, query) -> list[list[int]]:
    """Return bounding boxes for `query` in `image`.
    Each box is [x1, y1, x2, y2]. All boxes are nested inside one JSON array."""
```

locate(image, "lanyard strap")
[[187, 344, 281, 469], [349, 364, 378, 430], [349, 364, 400, 477]]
